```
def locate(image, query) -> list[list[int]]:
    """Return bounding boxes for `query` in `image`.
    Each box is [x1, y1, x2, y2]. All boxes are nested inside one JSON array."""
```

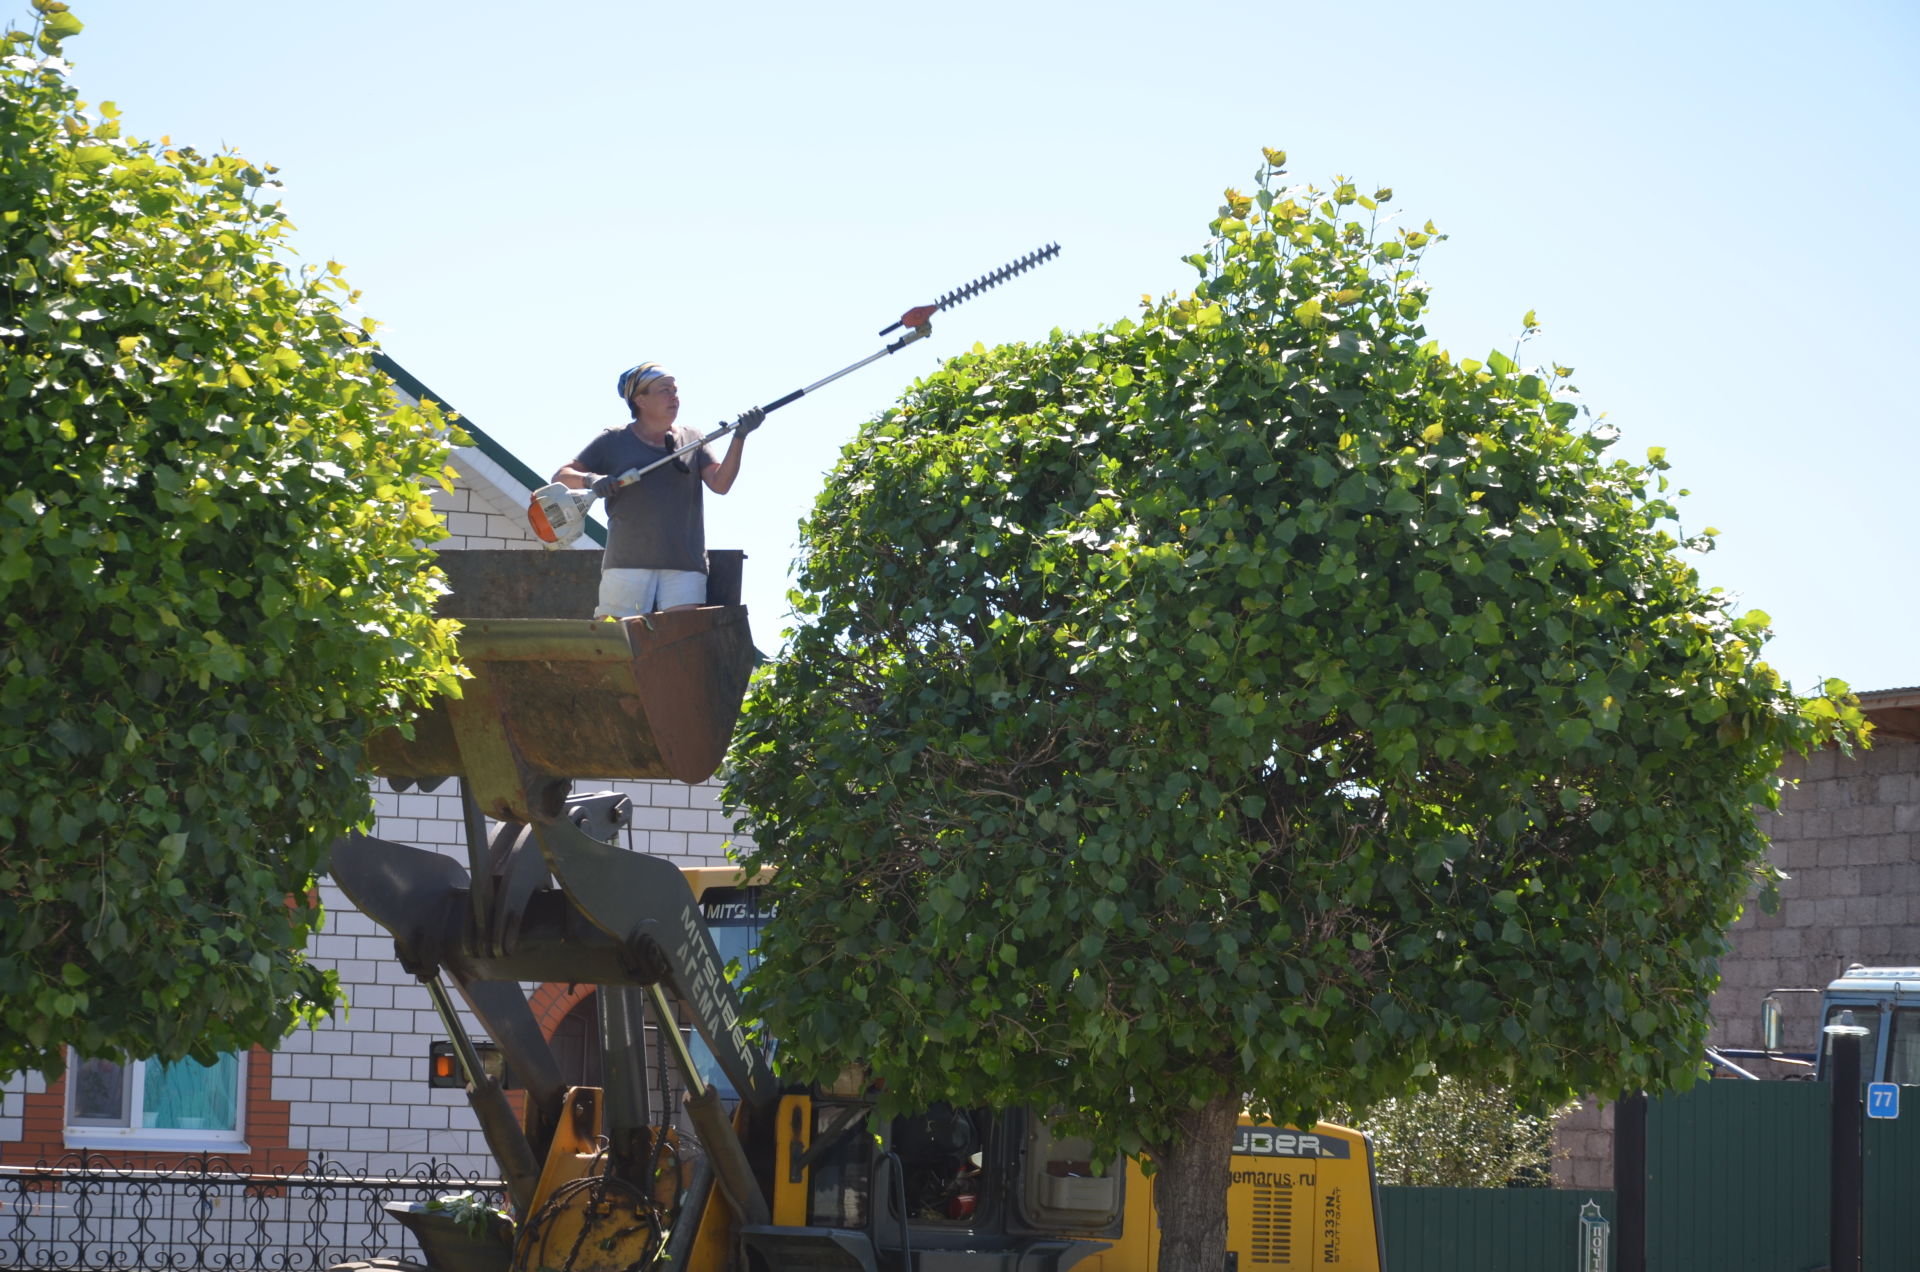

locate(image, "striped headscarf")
[[616, 362, 670, 404]]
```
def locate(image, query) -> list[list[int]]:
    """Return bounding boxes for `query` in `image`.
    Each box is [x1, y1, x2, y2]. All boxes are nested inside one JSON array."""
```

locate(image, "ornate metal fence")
[[0, 1153, 507, 1271]]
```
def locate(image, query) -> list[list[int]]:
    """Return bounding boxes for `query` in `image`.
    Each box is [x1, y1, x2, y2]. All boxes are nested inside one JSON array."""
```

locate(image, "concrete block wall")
[[1713, 734, 1920, 1056], [1550, 1097, 1612, 1190]]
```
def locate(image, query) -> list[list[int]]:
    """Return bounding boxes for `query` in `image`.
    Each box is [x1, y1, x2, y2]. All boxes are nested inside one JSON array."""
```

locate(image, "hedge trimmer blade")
[[534, 239, 1064, 545], [879, 242, 1061, 336]]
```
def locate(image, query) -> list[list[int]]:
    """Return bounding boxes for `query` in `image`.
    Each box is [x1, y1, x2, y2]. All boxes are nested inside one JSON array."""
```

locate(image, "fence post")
[[1827, 1014, 1868, 1272], [1612, 1091, 1647, 1272]]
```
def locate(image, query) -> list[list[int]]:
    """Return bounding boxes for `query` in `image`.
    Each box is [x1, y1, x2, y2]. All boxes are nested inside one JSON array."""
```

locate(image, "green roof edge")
[[371, 350, 607, 547]]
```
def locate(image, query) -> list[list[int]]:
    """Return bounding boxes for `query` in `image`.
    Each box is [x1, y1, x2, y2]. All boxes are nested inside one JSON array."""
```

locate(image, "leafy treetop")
[[0, 1, 463, 1079], [725, 145, 1866, 1176]]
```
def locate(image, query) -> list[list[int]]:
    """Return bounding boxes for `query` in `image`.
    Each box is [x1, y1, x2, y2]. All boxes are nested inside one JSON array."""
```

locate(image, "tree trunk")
[[1153, 1087, 1241, 1272]]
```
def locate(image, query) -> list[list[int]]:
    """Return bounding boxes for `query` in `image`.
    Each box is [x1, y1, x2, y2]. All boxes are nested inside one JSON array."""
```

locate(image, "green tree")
[[725, 148, 1864, 1266], [0, 3, 462, 1080], [1331, 1076, 1570, 1189]]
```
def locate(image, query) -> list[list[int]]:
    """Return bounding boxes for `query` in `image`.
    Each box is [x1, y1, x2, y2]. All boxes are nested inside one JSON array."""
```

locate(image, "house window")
[[66, 1051, 246, 1148]]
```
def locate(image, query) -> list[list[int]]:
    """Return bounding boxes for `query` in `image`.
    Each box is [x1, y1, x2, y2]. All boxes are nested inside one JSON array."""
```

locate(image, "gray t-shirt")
[[573, 425, 716, 572]]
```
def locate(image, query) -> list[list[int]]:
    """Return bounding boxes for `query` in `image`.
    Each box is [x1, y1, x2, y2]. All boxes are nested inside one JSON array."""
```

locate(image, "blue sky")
[[48, 0, 1918, 693]]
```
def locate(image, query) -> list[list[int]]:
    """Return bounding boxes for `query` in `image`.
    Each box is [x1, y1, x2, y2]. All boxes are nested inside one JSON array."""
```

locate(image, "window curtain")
[[141, 1054, 240, 1130]]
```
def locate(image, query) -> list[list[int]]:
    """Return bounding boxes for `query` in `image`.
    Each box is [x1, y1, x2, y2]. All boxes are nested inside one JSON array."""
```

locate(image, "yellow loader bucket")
[[367, 606, 755, 824]]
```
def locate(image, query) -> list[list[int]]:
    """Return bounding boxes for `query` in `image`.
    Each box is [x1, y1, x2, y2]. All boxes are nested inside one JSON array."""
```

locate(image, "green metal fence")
[[1378, 1187, 1613, 1272], [1644, 1079, 1829, 1271], [1643, 1078, 1920, 1269], [1366, 1080, 1920, 1270], [1864, 1108, 1920, 1264]]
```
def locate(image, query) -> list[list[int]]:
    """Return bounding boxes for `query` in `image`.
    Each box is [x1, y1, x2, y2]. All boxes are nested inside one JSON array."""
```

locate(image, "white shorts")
[[596, 568, 707, 618]]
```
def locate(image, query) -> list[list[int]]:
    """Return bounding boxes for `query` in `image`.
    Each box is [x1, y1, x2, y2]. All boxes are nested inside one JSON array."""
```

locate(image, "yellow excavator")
[[328, 551, 1386, 1272]]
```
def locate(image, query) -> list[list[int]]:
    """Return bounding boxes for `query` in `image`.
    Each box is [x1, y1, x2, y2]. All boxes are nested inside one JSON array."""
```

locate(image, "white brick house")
[[0, 357, 751, 1176]]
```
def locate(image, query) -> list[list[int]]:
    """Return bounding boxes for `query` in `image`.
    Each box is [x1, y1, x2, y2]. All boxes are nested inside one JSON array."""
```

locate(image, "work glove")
[[589, 473, 617, 498], [735, 406, 765, 436]]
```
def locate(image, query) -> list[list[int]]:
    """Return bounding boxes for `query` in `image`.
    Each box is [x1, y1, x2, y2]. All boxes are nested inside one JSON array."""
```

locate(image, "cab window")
[[1822, 1004, 1882, 1079], [1886, 1008, 1920, 1085]]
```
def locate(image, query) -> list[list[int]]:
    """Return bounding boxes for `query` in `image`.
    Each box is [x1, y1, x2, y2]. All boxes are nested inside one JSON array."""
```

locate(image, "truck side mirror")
[[1762, 996, 1784, 1052]]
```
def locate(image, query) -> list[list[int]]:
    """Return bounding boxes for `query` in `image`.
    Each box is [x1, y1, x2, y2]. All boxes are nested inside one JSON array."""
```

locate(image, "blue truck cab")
[[1761, 965, 1920, 1083]]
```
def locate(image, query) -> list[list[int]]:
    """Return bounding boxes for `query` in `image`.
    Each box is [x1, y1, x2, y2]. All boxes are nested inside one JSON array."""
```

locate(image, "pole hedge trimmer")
[[528, 243, 1061, 548]]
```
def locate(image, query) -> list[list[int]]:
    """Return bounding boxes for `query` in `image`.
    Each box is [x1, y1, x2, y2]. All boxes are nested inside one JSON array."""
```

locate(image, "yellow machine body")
[[706, 867, 1385, 1272], [759, 1090, 1383, 1272]]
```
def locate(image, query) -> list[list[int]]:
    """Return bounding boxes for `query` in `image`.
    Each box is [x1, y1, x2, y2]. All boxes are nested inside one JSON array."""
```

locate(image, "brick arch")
[[527, 982, 598, 1038]]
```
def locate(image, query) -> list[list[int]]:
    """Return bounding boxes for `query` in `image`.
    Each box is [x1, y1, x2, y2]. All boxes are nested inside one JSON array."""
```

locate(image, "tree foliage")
[[724, 147, 1864, 1258], [0, 3, 463, 1080], [1331, 1077, 1569, 1189]]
